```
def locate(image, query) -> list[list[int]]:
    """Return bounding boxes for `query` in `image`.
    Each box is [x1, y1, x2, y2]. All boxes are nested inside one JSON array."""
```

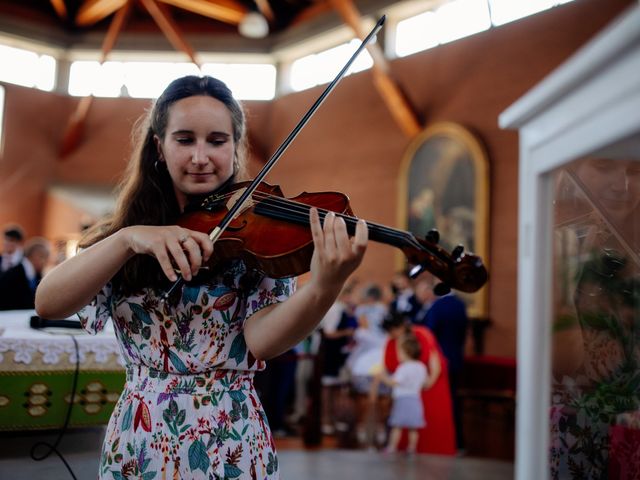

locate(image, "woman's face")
[[158, 95, 236, 210], [575, 158, 640, 223]]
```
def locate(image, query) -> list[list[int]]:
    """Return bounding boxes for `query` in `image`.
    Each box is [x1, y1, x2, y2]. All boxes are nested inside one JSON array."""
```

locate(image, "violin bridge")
[[226, 187, 255, 218]]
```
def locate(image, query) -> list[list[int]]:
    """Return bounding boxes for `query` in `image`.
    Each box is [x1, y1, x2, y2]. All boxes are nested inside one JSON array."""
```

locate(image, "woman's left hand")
[[308, 207, 368, 293]]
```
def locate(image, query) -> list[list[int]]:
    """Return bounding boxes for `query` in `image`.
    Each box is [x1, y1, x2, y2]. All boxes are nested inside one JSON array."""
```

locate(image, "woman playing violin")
[[35, 75, 368, 480]]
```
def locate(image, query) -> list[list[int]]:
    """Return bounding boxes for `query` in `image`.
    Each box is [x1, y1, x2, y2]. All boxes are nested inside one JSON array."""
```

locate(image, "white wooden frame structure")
[[499, 5, 640, 480]]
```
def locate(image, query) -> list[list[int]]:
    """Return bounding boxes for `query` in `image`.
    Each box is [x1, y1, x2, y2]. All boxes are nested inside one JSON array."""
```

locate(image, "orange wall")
[[0, 0, 633, 357]]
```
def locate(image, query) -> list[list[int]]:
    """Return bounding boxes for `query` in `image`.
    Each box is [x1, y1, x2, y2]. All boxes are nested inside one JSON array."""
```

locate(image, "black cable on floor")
[[29, 334, 80, 480]]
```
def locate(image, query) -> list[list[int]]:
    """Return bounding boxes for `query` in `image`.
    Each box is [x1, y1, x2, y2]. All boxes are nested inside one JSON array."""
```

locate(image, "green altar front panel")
[[0, 370, 125, 430]]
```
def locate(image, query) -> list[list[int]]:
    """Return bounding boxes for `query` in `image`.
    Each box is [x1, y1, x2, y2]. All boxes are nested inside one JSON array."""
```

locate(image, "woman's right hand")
[[124, 225, 214, 281]]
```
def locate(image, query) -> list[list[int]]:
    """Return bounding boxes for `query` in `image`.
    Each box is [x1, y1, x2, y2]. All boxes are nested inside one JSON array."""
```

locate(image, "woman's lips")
[[188, 172, 215, 178]]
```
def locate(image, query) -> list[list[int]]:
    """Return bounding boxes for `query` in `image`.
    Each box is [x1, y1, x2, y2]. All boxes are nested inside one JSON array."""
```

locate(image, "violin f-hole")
[[226, 220, 248, 232]]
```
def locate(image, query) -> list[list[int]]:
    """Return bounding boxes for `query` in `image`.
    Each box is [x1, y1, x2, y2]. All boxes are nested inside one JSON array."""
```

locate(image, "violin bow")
[[163, 15, 387, 300]]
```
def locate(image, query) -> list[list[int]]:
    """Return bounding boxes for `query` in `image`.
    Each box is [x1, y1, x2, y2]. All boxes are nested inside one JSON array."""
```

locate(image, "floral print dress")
[[78, 260, 295, 480]]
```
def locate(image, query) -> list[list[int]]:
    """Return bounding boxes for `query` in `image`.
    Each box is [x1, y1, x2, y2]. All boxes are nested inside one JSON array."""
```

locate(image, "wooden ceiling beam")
[[139, 0, 202, 66], [290, 1, 331, 27], [99, 0, 133, 62], [156, 0, 247, 25], [49, 0, 68, 19], [75, 0, 128, 27], [60, 2, 133, 158], [329, 0, 422, 138], [255, 0, 275, 22], [372, 70, 422, 139]]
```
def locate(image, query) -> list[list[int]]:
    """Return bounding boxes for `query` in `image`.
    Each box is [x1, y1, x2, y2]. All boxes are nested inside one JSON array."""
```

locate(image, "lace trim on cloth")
[[0, 337, 124, 366]]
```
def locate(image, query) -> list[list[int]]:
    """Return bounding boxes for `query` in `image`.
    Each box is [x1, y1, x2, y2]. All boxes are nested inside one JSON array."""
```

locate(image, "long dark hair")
[[80, 75, 247, 294]]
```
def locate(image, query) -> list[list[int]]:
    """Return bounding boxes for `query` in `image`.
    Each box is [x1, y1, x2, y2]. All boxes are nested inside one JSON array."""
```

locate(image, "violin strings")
[[257, 192, 437, 255], [204, 189, 408, 239], [249, 191, 417, 245], [200, 189, 433, 255]]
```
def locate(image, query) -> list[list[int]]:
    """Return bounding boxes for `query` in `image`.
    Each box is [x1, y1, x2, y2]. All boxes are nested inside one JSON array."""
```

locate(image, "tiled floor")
[[0, 428, 514, 480]]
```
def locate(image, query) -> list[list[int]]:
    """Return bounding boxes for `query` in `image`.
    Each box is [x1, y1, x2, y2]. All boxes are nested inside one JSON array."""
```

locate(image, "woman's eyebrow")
[[170, 130, 231, 136]]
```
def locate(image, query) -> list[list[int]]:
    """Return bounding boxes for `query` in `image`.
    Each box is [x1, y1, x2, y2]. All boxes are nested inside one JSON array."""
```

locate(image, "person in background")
[[0, 237, 50, 310], [424, 291, 469, 452], [377, 329, 430, 455], [319, 282, 358, 434], [346, 283, 388, 447], [388, 270, 420, 320], [34, 75, 368, 479], [382, 313, 456, 455], [0, 224, 25, 273], [411, 278, 436, 326], [287, 331, 320, 428], [347, 283, 388, 394]]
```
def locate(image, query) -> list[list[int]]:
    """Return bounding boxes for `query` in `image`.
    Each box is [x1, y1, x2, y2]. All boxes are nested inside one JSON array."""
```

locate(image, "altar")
[[0, 310, 125, 431]]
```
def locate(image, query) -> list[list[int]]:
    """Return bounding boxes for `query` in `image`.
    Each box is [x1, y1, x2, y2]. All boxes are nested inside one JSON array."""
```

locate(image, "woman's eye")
[[210, 138, 227, 146], [176, 137, 193, 144]]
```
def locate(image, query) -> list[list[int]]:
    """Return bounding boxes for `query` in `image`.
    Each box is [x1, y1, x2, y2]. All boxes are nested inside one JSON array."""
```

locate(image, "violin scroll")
[[401, 235, 487, 294]]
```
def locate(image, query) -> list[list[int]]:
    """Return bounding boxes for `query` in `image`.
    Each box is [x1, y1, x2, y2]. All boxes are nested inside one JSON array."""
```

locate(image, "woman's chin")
[[188, 181, 224, 194]]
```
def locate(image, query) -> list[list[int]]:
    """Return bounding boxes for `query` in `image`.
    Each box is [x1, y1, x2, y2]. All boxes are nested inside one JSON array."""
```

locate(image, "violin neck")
[[254, 198, 416, 250]]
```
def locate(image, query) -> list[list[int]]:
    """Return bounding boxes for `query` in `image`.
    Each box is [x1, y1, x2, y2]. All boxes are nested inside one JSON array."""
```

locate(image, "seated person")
[[0, 224, 25, 273], [0, 237, 50, 310]]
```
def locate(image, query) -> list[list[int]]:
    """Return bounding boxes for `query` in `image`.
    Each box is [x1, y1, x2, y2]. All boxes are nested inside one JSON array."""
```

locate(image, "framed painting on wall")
[[398, 122, 490, 317]]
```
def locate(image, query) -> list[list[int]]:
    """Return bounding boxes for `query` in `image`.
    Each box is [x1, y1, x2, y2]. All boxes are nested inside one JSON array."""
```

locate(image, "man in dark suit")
[[0, 237, 50, 310], [424, 292, 469, 452], [0, 224, 25, 273], [389, 270, 421, 320]]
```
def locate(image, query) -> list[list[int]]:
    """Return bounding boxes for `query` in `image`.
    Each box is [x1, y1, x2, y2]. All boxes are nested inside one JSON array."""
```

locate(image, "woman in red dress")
[[382, 315, 456, 455]]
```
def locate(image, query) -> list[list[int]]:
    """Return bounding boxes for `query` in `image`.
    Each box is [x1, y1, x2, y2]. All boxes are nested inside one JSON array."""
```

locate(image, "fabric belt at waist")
[[126, 364, 255, 395]]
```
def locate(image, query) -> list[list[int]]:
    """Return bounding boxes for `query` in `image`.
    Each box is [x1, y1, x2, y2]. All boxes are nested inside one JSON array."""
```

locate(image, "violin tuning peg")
[[425, 229, 440, 245], [409, 264, 426, 279], [433, 282, 451, 296], [452, 245, 464, 261]]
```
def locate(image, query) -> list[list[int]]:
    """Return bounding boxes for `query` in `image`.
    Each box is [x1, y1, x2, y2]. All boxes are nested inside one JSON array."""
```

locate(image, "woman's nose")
[[610, 167, 629, 192], [191, 143, 209, 164]]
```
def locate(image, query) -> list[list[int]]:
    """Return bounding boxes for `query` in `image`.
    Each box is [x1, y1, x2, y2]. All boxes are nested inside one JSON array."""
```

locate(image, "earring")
[[154, 160, 165, 173]]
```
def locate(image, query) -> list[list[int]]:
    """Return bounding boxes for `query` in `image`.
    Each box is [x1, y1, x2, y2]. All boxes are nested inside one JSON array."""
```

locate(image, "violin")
[[177, 181, 488, 294], [163, 17, 487, 300]]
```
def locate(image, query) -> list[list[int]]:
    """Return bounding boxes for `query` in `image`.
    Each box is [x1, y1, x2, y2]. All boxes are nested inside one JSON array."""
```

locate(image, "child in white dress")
[[379, 332, 428, 454]]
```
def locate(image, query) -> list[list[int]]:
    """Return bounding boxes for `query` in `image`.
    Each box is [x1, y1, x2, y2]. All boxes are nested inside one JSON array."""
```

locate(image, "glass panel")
[[489, 0, 556, 26], [0, 45, 56, 91], [69, 60, 274, 100], [124, 62, 199, 98], [436, 0, 491, 44], [395, 11, 440, 57], [289, 39, 373, 92], [35, 55, 56, 91], [201, 63, 276, 100], [550, 148, 640, 478], [395, 1, 491, 58]]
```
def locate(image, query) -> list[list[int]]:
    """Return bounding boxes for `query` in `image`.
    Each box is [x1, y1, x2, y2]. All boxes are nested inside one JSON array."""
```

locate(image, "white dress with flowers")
[[79, 260, 295, 480]]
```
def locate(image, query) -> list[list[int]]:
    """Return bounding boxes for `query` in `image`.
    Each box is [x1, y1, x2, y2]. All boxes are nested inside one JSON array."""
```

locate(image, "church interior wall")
[[0, 0, 633, 358]]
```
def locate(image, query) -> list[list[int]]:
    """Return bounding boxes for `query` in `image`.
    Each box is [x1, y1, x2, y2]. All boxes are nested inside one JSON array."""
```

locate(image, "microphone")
[[30, 315, 83, 330]]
